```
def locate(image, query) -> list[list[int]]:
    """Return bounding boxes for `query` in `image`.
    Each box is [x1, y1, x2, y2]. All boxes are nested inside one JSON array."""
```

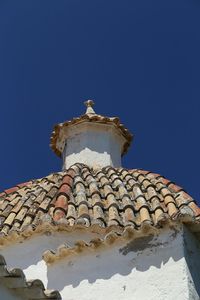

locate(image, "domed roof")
[[0, 163, 199, 243]]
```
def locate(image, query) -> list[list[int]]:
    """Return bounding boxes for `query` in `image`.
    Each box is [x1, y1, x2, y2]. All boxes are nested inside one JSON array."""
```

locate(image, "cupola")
[[50, 100, 133, 169]]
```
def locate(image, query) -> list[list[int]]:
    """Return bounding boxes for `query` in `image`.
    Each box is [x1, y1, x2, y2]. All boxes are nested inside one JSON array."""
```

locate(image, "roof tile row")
[[0, 163, 199, 239]]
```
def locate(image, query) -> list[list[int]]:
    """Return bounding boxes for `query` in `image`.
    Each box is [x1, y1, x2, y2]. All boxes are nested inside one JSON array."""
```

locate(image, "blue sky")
[[0, 0, 199, 202]]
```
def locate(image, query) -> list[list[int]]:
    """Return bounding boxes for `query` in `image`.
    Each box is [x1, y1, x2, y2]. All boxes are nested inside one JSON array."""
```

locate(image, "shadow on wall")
[[183, 226, 200, 297], [0, 231, 99, 271], [47, 231, 183, 291], [0, 236, 48, 270], [63, 128, 119, 157]]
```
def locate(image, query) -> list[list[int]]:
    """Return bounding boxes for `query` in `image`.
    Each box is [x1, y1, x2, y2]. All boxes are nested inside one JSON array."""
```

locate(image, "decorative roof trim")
[[0, 216, 200, 249], [50, 114, 133, 157], [0, 254, 61, 299], [42, 222, 178, 264], [84, 99, 96, 115]]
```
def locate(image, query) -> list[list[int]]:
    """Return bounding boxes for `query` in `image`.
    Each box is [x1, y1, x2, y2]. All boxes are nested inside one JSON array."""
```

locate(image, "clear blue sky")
[[0, 0, 199, 202]]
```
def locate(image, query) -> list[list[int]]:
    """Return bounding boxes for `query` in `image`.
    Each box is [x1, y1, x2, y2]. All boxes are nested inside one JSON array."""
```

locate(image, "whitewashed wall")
[[1, 226, 199, 300], [62, 123, 125, 169]]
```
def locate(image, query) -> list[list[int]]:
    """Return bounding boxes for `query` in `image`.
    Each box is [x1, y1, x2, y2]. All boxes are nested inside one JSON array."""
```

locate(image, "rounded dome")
[[0, 163, 199, 241]]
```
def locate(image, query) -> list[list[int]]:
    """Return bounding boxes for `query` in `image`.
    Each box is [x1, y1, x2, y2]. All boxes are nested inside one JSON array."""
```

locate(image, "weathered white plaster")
[[61, 122, 126, 169], [1, 226, 199, 300], [0, 231, 102, 289]]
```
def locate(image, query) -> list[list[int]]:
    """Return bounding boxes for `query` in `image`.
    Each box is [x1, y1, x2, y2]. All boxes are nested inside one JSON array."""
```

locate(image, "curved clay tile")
[[0, 163, 199, 243]]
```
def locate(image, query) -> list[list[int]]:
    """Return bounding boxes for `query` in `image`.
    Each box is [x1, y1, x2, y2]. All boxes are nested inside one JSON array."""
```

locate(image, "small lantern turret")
[[50, 100, 133, 169]]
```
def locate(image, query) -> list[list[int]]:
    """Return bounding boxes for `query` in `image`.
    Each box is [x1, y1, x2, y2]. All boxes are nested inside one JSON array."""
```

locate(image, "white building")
[[0, 100, 200, 300]]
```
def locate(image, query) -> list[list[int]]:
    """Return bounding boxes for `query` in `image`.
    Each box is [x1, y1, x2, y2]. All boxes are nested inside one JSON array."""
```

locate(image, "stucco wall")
[[62, 123, 124, 168], [1, 226, 199, 300]]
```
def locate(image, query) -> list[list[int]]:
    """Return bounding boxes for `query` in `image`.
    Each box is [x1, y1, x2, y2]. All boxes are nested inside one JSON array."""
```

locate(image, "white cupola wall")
[[62, 121, 126, 169]]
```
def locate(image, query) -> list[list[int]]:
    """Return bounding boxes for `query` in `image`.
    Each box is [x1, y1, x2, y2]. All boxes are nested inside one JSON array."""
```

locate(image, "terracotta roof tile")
[[0, 163, 199, 242]]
